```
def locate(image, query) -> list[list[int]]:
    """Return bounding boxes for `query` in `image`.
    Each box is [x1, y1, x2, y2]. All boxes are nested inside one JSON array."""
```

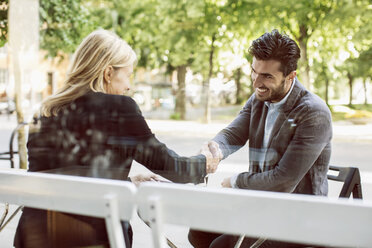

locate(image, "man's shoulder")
[[299, 89, 329, 113], [244, 93, 262, 108], [286, 90, 332, 128], [288, 81, 329, 112]]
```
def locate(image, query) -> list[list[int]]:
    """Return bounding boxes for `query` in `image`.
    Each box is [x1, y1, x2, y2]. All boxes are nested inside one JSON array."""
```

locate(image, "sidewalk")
[[2, 111, 372, 141], [332, 121, 372, 142], [146, 118, 372, 142]]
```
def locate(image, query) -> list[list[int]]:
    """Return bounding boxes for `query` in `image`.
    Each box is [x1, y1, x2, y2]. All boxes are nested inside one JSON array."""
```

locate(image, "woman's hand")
[[200, 141, 223, 173], [130, 173, 171, 187]]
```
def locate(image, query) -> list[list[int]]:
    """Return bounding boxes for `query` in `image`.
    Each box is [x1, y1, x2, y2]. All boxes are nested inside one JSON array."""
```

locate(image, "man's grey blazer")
[[214, 79, 332, 195]]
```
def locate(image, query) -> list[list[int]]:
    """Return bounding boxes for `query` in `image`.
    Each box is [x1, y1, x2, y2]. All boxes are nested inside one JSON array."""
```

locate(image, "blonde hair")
[[41, 29, 137, 117]]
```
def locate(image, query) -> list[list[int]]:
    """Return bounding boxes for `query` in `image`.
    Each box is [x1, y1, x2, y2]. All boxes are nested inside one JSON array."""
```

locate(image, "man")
[[189, 29, 332, 248]]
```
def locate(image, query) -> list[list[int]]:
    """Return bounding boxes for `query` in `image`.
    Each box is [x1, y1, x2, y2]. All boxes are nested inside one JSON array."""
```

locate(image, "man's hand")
[[221, 177, 232, 188], [200, 141, 223, 174], [130, 173, 171, 187]]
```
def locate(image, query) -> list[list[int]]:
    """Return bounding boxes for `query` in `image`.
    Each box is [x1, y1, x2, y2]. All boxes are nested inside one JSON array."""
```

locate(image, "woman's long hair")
[[41, 29, 137, 117]]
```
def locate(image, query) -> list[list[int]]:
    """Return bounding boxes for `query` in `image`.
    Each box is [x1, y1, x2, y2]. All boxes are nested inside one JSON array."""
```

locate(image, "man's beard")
[[254, 79, 287, 102], [268, 79, 287, 102]]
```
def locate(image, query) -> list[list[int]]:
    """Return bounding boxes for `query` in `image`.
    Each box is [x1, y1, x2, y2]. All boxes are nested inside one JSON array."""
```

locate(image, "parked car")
[[0, 99, 15, 114]]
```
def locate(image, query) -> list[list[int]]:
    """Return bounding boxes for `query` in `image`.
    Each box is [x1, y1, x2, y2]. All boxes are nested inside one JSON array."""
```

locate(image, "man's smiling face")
[[251, 57, 294, 103]]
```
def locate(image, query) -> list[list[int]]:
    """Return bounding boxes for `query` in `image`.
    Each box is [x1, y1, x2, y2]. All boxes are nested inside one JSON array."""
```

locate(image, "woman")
[[14, 29, 206, 247]]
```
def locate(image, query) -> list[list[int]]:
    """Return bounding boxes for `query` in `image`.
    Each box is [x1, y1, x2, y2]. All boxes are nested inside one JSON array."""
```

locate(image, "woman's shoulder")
[[79, 92, 140, 113], [81, 91, 136, 104]]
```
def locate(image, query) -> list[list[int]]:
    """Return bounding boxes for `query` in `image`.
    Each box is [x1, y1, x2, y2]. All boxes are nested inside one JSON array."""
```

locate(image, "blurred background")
[[0, 0, 371, 124]]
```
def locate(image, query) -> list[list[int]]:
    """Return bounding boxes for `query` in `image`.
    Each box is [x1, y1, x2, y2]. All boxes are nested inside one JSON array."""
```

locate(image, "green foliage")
[[330, 104, 372, 123], [107, 0, 170, 69], [0, 0, 98, 57], [0, 0, 8, 47], [170, 112, 182, 120], [330, 110, 346, 122], [39, 0, 96, 59], [155, 0, 205, 67], [1, 0, 371, 107], [345, 47, 372, 80], [348, 104, 372, 112]]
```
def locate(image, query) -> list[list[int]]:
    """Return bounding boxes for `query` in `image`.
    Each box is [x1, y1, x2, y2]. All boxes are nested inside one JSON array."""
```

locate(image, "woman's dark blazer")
[[14, 91, 206, 247]]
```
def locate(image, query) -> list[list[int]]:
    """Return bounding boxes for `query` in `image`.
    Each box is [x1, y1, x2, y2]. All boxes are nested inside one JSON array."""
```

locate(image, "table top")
[[42, 165, 203, 184], [43, 166, 131, 181]]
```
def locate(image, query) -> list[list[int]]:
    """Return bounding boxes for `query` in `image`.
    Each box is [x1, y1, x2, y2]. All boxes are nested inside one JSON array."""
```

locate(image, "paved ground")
[[1, 113, 372, 247]]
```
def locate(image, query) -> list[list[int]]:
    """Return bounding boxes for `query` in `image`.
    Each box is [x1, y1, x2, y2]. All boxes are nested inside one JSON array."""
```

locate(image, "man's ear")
[[104, 66, 113, 83], [288, 71, 297, 82]]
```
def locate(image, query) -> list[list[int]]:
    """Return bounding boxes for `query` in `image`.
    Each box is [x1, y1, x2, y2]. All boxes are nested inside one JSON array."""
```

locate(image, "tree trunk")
[[235, 67, 242, 105], [13, 54, 28, 169], [175, 65, 187, 120], [325, 77, 329, 106], [9, 0, 39, 169], [203, 34, 216, 124], [363, 78, 368, 105], [347, 72, 353, 107], [298, 25, 311, 91]]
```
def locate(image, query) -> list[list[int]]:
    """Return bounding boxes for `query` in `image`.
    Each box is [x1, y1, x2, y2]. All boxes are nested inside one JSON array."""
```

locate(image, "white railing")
[[0, 170, 137, 248], [1, 170, 372, 248], [137, 182, 372, 248]]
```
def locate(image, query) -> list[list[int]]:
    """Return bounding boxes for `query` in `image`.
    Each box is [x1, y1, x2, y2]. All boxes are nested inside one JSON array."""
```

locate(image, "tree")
[[358, 48, 372, 105], [196, 0, 225, 123], [0, 0, 8, 47], [342, 48, 372, 106], [330, 0, 372, 106], [40, 0, 97, 59], [311, 26, 342, 106], [90, 0, 161, 68], [257, 0, 344, 91], [158, 0, 207, 120], [98, 0, 203, 120], [113, 0, 204, 120], [2, 0, 99, 56], [220, 0, 265, 104], [346, 0, 372, 105], [9, 0, 39, 169]]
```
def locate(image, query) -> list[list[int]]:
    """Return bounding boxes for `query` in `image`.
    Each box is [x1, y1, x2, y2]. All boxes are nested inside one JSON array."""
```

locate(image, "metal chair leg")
[[234, 235, 245, 248], [234, 235, 266, 248], [0, 203, 9, 227], [0, 205, 23, 232], [250, 238, 266, 248]]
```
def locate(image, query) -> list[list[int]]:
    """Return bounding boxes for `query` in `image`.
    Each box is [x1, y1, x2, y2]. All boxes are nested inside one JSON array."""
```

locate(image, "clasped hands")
[[131, 141, 229, 187], [200, 141, 223, 174], [200, 141, 232, 188]]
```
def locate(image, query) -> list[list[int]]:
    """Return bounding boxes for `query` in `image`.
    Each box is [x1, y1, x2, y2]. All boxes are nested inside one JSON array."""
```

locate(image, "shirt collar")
[[265, 77, 296, 109]]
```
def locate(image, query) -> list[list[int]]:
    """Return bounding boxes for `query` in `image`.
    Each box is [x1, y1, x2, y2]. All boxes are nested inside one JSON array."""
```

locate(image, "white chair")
[[0, 169, 137, 248], [137, 182, 372, 248]]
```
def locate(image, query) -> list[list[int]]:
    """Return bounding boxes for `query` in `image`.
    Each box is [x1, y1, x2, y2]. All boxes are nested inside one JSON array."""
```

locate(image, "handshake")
[[130, 140, 224, 187], [200, 141, 232, 188], [200, 141, 223, 174]]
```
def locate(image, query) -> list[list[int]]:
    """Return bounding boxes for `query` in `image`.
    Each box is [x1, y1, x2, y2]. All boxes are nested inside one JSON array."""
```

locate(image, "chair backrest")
[[0, 122, 28, 168], [327, 165, 363, 199], [0, 169, 137, 248], [137, 182, 372, 248]]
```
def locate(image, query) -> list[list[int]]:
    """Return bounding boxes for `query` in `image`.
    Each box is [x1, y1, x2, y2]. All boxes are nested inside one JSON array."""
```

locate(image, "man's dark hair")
[[249, 29, 301, 76]]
